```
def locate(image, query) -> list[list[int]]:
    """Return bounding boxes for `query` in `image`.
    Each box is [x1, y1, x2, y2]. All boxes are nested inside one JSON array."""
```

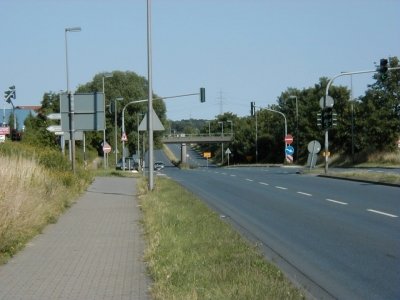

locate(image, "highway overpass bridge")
[[161, 134, 233, 164], [162, 134, 232, 144]]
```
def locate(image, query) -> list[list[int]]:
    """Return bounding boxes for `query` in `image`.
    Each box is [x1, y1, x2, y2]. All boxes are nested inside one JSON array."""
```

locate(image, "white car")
[[154, 161, 165, 170]]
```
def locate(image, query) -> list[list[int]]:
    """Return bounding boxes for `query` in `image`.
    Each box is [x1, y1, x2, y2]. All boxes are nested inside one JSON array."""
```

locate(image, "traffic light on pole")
[[379, 58, 388, 80], [325, 108, 333, 129], [250, 101, 255, 116], [5, 91, 12, 103], [317, 112, 323, 128], [332, 111, 338, 127], [200, 87, 206, 102], [9, 86, 16, 99], [4, 86, 16, 103]]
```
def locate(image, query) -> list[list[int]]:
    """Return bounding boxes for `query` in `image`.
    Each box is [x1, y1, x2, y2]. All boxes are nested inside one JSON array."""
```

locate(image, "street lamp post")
[[218, 121, 224, 165], [265, 108, 287, 161], [137, 113, 144, 170], [146, 0, 155, 190], [64, 26, 81, 173], [102, 73, 113, 169], [114, 97, 123, 165], [227, 120, 233, 136], [289, 95, 298, 162]]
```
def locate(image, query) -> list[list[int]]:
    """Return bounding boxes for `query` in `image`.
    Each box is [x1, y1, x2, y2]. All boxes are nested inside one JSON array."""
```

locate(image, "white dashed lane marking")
[[210, 172, 398, 219], [297, 191, 312, 196], [275, 186, 287, 190], [367, 209, 398, 218], [326, 199, 348, 205]]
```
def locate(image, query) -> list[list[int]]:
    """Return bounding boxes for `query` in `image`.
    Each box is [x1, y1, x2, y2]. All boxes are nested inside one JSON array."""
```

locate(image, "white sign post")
[[225, 148, 232, 166]]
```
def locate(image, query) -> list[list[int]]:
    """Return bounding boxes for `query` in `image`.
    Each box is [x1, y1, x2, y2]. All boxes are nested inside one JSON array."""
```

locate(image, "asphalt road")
[[151, 152, 399, 300]]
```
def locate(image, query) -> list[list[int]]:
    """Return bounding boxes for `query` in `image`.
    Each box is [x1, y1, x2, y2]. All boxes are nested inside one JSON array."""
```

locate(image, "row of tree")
[[174, 57, 400, 164], [21, 57, 399, 165]]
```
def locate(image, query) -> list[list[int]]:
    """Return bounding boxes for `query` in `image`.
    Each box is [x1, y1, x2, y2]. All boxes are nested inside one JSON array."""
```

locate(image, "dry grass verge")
[[0, 143, 92, 264]]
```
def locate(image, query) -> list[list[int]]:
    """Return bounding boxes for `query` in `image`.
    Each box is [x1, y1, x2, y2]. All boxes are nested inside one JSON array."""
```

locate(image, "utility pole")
[[218, 90, 224, 115]]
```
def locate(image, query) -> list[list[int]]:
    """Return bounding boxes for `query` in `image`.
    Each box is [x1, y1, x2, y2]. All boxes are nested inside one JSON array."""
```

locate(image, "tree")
[[354, 57, 400, 154], [76, 71, 167, 156], [22, 92, 61, 148]]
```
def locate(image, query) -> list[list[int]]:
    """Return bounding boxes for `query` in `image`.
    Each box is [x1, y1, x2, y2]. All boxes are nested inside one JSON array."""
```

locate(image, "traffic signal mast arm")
[[325, 66, 400, 100], [322, 63, 400, 175]]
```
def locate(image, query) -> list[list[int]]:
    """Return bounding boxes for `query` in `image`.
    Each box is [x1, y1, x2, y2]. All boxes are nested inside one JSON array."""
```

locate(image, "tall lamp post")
[[64, 26, 81, 173], [265, 108, 287, 162], [227, 120, 233, 136], [289, 95, 298, 162], [102, 73, 113, 169], [218, 121, 224, 165], [146, 0, 155, 190], [114, 97, 123, 165]]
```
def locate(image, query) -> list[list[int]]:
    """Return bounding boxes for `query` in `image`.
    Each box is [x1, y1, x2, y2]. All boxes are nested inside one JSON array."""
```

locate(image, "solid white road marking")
[[367, 209, 398, 218], [326, 199, 348, 205], [275, 186, 287, 190], [230, 174, 236, 177], [297, 191, 312, 196], [259, 182, 269, 186], [246, 178, 254, 182]]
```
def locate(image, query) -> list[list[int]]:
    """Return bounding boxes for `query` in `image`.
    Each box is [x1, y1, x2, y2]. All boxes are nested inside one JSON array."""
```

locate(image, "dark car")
[[154, 161, 165, 171]]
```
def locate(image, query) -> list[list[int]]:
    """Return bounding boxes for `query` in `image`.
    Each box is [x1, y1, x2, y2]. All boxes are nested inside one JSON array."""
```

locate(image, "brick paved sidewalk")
[[0, 177, 151, 300]]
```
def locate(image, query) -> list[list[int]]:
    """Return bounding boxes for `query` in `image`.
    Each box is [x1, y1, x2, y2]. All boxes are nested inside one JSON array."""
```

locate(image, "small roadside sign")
[[46, 125, 62, 132], [102, 142, 112, 154], [47, 113, 61, 120], [225, 148, 232, 166], [285, 145, 294, 156], [121, 132, 128, 142], [203, 152, 211, 158], [0, 135, 5, 143], [284, 134, 293, 144], [0, 126, 10, 135]]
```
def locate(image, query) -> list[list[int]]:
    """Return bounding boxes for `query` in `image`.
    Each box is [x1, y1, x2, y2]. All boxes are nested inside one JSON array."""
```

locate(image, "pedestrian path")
[[0, 177, 151, 300]]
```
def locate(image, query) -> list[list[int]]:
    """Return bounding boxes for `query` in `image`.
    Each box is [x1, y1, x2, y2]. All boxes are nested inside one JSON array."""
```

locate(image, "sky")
[[1, 0, 399, 121]]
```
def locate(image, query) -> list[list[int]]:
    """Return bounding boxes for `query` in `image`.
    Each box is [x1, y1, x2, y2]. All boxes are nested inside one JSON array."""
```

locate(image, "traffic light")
[[200, 87, 206, 102], [9, 86, 16, 99], [379, 58, 388, 80], [4, 85, 16, 104], [250, 101, 255, 116], [332, 112, 338, 127], [317, 112, 323, 128], [325, 108, 333, 128]]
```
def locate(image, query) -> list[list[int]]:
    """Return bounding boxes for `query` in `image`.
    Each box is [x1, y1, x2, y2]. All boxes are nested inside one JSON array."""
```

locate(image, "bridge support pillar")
[[181, 143, 187, 164]]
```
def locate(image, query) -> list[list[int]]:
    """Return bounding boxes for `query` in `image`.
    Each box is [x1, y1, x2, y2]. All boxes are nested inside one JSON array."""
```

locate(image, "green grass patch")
[[325, 171, 400, 185], [139, 177, 304, 299]]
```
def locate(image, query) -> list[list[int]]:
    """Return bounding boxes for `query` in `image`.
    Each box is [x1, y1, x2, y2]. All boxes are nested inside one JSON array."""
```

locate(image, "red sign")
[[284, 134, 293, 144], [0, 126, 10, 135], [103, 142, 112, 154]]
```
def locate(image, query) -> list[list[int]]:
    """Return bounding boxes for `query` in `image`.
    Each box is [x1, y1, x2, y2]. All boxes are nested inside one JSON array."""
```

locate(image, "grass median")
[[139, 177, 304, 299]]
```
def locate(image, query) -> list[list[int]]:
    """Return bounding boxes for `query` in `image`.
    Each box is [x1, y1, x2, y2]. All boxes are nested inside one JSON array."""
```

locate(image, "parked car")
[[154, 161, 165, 170], [116, 157, 139, 170]]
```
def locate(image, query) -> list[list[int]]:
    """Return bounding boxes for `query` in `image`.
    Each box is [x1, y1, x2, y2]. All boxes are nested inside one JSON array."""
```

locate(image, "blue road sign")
[[285, 145, 295, 156]]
